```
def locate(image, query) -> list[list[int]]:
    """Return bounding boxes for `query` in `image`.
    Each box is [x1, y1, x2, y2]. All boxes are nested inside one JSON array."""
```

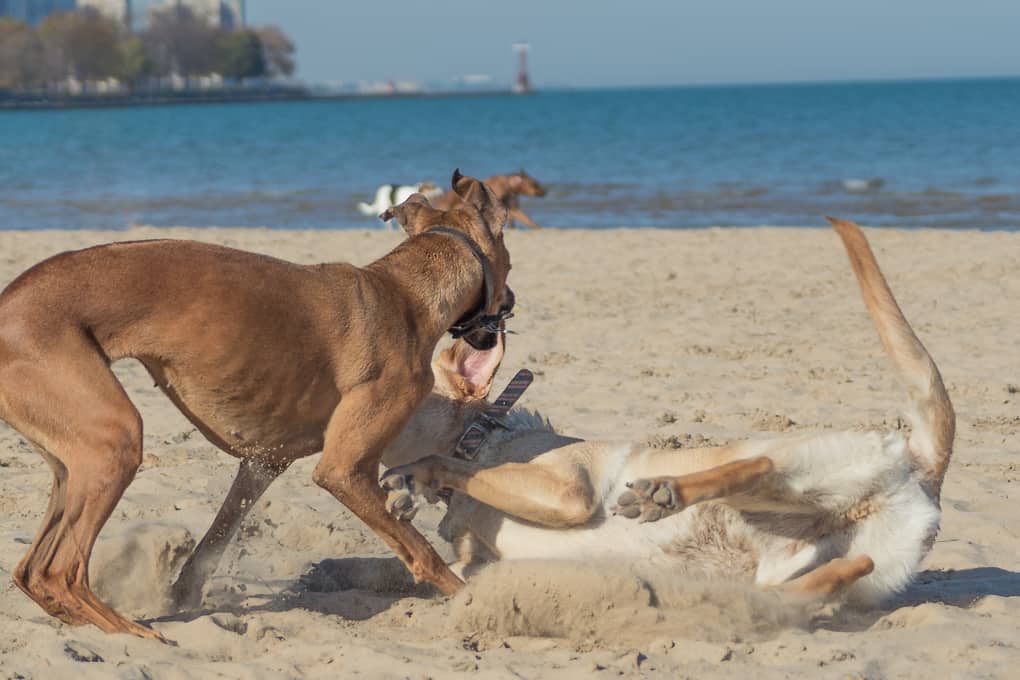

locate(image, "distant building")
[[0, 0, 75, 25], [146, 0, 243, 30], [76, 0, 131, 25]]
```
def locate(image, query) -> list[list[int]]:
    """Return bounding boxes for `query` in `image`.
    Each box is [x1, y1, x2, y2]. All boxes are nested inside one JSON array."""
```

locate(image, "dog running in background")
[[433, 171, 548, 229], [358, 182, 444, 224]]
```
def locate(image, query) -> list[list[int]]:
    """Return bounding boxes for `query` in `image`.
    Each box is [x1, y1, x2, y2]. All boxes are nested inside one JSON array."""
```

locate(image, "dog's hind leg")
[[0, 339, 165, 640], [778, 555, 874, 601], [170, 457, 288, 610], [13, 443, 87, 624], [613, 456, 775, 523]]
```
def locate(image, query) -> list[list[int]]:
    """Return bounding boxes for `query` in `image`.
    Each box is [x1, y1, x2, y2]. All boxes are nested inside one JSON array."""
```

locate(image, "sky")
[[246, 0, 1020, 88]]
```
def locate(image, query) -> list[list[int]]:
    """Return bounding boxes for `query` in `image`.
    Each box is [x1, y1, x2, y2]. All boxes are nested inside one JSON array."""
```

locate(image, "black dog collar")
[[427, 227, 514, 345]]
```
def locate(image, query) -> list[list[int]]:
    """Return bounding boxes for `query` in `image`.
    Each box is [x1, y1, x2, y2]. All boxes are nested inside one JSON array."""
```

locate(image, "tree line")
[[0, 6, 295, 90]]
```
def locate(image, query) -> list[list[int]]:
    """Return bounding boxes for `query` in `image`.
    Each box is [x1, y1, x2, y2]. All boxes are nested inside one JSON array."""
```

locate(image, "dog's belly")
[[143, 357, 338, 462], [487, 503, 762, 578], [493, 515, 677, 562]]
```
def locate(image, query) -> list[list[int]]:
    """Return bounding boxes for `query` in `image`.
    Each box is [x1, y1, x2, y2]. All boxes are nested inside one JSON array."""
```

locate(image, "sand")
[[0, 225, 1018, 678]]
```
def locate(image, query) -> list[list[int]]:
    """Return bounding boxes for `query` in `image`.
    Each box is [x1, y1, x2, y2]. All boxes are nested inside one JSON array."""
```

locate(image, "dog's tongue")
[[456, 338, 505, 396]]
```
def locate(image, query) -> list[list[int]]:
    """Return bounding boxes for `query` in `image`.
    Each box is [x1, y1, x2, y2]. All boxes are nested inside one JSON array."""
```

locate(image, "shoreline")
[[0, 87, 520, 112], [3, 74, 1017, 112]]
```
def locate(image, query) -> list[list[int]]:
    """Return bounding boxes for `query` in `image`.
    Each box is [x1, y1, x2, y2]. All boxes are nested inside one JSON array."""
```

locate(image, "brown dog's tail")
[[827, 217, 955, 500]]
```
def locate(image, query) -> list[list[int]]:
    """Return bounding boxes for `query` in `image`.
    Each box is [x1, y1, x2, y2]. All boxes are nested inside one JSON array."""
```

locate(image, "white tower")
[[512, 42, 532, 94]]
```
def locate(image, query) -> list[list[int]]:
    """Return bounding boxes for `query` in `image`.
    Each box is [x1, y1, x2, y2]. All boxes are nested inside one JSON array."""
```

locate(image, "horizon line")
[[302, 72, 1020, 93], [505, 72, 1020, 92]]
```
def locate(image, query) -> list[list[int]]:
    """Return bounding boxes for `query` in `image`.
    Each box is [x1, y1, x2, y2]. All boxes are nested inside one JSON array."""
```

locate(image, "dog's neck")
[[369, 231, 486, 343], [489, 408, 555, 438]]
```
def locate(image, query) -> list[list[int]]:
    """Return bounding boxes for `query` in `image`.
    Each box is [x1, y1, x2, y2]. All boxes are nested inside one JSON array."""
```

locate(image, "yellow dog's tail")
[[828, 217, 955, 500]]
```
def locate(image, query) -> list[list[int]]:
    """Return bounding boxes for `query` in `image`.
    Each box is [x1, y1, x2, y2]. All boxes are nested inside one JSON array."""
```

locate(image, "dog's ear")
[[451, 169, 508, 236], [381, 193, 433, 236], [432, 336, 505, 401]]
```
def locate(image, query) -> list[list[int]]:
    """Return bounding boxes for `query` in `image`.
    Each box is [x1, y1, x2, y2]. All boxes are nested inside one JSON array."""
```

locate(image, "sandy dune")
[[0, 226, 1017, 678]]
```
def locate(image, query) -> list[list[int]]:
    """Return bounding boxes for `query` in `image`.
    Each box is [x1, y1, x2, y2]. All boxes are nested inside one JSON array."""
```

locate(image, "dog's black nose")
[[501, 287, 516, 315], [465, 330, 500, 351]]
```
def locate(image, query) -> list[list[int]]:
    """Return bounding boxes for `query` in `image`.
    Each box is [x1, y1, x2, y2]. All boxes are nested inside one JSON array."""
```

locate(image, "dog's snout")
[[501, 287, 516, 314], [464, 328, 500, 350]]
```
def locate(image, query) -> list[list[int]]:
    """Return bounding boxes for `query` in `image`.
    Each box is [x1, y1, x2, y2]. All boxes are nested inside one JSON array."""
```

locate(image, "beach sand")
[[0, 226, 1017, 678]]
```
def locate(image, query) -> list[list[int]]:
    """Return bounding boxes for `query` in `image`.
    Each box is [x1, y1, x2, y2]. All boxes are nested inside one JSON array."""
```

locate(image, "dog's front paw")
[[381, 472, 422, 521], [381, 463, 440, 521], [612, 477, 684, 523]]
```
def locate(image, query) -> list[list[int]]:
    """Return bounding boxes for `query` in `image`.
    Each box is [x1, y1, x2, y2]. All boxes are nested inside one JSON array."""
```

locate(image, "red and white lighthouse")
[[513, 43, 532, 94]]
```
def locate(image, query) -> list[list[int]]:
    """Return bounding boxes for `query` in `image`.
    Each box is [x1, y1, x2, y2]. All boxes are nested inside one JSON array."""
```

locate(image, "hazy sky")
[[246, 1, 1020, 87]]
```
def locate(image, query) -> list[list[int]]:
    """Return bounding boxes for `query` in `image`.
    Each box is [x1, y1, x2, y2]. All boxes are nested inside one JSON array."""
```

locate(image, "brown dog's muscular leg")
[[312, 381, 462, 595], [382, 455, 597, 528], [614, 456, 775, 523], [780, 555, 875, 601], [171, 458, 288, 610], [15, 445, 87, 623], [1, 346, 165, 641]]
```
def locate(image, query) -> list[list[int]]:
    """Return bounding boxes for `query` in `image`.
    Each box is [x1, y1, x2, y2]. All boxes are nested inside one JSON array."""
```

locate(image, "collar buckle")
[[453, 368, 534, 461]]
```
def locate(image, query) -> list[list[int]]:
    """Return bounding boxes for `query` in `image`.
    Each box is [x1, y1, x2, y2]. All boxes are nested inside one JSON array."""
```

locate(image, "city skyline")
[[0, 0, 245, 30], [0, 0, 74, 25]]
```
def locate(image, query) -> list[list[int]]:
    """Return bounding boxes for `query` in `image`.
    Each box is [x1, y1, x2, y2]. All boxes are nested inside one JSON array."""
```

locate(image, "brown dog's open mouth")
[[450, 283, 515, 350]]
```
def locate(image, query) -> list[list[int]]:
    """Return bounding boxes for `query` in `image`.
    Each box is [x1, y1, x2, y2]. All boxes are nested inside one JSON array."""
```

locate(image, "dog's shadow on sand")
[[150, 556, 431, 626], [820, 567, 1020, 633], [895, 567, 1020, 606]]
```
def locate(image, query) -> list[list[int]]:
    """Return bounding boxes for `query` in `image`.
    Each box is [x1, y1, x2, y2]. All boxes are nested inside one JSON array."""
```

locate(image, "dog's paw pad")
[[652, 486, 675, 506], [611, 477, 683, 523]]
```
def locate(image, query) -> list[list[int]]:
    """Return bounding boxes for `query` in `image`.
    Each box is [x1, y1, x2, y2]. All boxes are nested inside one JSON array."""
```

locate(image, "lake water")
[[2, 78, 1019, 230]]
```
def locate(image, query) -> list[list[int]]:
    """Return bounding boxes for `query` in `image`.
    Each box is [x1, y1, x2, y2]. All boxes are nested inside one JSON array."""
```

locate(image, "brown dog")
[[0, 171, 513, 641], [433, 171, 548, 229]]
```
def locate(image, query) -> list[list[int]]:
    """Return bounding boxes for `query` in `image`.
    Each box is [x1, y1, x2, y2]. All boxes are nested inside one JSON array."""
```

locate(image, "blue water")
[[2, 78, 1020, 230]]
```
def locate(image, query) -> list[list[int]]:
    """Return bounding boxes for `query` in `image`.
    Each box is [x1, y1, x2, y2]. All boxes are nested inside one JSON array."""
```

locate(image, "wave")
[[2, 181, 1020, 231]]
